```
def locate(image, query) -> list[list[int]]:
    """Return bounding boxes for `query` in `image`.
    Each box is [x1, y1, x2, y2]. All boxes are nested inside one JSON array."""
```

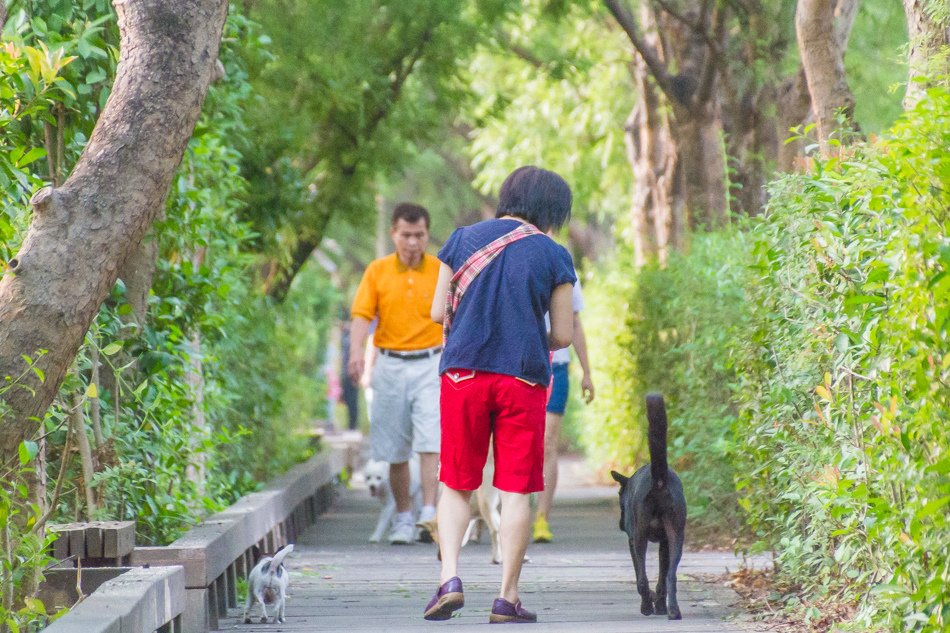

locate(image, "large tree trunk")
[[0, 0, 228, 507], [607, 0, 729, 265], [674, 101, 729, 231], [776, 0, 859, 168], [795, 0, 860, 155], [903, 0, 950, 109], [624, 60, 678, 266]]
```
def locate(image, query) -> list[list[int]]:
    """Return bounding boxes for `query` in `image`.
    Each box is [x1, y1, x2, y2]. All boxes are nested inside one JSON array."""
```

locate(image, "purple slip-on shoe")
[[423, 576, 464, 621], [489, 598, 537, 624]]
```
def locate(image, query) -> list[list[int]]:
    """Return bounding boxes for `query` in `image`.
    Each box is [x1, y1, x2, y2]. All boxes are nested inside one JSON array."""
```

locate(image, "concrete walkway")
[[220, 457, 765, 632]]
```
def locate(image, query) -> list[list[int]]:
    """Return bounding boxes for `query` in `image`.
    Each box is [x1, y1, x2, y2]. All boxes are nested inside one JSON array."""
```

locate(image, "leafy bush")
[[578, 232, 751, 538], [574, 246, 641, 471], [580, 86, 948, 631], [2, 7, 336, 552], [734, 87, 949, 631], [1, 380, 59, 632]]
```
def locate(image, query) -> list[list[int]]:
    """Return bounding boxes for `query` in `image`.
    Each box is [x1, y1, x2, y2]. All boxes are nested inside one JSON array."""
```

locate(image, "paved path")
[[221, 459, 764, 632]]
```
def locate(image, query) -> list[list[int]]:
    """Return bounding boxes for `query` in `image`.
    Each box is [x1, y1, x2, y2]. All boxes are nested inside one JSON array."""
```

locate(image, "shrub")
[[578, 232, 752, 538], [733, 86, 949, 631], [579, 85, 948, 632]]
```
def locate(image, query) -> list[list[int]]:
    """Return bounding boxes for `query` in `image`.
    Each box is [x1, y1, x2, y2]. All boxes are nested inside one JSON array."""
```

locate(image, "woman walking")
[[424, 165, 576, 624]]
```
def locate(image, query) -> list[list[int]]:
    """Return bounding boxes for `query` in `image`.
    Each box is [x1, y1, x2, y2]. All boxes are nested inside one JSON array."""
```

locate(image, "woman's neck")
[[499, 215, 528, 224]]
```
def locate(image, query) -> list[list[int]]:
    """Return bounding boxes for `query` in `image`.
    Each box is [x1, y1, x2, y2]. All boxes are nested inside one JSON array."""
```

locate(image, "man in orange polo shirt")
[[348, 203, 443, 544]]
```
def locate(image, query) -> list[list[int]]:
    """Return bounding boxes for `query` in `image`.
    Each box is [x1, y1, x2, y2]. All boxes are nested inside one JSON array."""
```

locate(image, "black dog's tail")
[[646, 393, 669, 490]]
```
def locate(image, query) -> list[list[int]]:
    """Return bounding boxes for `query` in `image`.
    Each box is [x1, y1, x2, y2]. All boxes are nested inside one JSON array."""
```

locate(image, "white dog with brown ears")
[[243, 544, 293, 624]]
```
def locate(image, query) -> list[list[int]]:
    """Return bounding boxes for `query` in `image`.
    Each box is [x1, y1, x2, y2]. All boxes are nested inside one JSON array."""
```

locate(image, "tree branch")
[[298, 26, 434, 178], [265, 204, 333, 301], [268, 21, 440, 300], [603, 0, 675, 98], [494, 28, 545, 68], [651, 0, 699, 32]]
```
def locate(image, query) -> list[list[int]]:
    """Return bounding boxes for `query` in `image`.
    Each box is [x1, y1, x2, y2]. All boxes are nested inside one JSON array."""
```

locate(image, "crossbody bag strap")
[[443, 223, 542, 343]]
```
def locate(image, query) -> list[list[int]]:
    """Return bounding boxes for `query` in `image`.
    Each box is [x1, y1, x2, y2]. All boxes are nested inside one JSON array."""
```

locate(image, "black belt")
[[379, 347, 442, 361]]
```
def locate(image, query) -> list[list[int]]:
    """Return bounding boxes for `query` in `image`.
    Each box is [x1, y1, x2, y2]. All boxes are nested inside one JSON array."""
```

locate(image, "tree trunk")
[[185, 331, 207, 495], [795, 0, 859, 155], [185, 248, 207, 496], [0, 0, 228, 509], [776, 0, 859, 169], [608, 0, 728, 265], [117, 235, 159, 329], [71, 390, 98, 517], [674, 101, 729, 230], [566, 221, 611, 264], [624, 62, 678, 266], [776, 67, 814, 171], [903, 0, 950, 109]]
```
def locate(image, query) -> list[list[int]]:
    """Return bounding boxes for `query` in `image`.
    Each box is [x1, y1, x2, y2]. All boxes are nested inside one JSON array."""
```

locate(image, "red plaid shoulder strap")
[[443, 223, 542, 343]]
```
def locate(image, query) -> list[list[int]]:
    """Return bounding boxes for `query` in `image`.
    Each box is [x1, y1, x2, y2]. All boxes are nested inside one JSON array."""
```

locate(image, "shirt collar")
[[394, 253, 427, 272]]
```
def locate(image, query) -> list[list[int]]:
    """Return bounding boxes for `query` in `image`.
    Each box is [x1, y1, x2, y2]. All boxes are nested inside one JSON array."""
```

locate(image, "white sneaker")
[[389, 517, 415, 545], [418, 505, 437, 523]]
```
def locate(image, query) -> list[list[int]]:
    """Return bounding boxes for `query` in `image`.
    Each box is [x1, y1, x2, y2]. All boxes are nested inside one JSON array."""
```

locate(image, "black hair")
[[391, 202, 430, 229], [495, 166, 572, 232]]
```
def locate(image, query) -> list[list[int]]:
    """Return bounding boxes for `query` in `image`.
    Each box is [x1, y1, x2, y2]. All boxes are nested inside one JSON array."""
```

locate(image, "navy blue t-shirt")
[[437, 218, 576, 385]]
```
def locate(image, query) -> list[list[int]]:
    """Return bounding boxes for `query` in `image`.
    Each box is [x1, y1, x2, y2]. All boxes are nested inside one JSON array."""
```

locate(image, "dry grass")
[[725, 568, 860, 633]]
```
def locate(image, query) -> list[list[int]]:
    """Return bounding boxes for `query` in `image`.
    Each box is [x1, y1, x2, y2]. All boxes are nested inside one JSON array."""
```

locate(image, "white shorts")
[[369, 350, 441, 462]]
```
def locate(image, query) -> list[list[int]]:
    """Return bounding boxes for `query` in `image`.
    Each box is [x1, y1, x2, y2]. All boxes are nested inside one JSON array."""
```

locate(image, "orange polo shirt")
[[350, 253, 443, 351]]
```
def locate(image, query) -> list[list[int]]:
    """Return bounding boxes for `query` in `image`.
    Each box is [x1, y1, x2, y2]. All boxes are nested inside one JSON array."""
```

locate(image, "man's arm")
[[347, 316, 371, 383], [572, 313, 595, 403]]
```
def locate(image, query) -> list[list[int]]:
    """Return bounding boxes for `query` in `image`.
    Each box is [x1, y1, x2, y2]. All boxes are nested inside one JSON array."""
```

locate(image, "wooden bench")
[[43, 437, 358, 633], [48, 521, 137, 566], [43, 566, 185, 633]]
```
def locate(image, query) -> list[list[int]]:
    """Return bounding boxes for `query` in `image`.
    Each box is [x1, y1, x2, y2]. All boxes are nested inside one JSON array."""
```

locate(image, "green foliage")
[[581, 85, 948, 630], [2, 5, 336, 553], [573, 247, 640, 468], [0, 470, 57, 633], [1, 1, 119, 264], [847, 1, 907, 133], [733, 87, 949, 631], [578, 233, 752, 537], [239, 0, 516, 265], [1, 379, 59, 632], [63, 10, 336, 545], [464, 0, 633, 227]]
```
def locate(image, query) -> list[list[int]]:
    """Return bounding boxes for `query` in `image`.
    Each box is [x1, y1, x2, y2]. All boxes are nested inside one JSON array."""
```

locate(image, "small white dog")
[[363, 457, 422, 542], [243, 544, 293, 624]]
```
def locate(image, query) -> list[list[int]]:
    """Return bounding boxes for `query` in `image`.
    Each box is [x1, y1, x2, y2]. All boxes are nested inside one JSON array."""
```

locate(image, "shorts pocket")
[[444, 369, 477, 390], [514, 377, 539, 387]]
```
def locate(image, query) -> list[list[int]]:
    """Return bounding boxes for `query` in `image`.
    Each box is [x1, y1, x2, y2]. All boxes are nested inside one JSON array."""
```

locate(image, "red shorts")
[[439, 369, 547, 494]]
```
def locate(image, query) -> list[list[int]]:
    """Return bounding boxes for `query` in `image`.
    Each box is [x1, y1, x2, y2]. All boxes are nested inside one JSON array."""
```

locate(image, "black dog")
[[611, 393, 687, 620]]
